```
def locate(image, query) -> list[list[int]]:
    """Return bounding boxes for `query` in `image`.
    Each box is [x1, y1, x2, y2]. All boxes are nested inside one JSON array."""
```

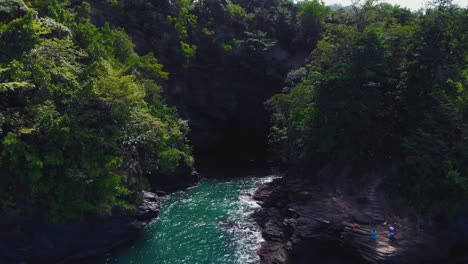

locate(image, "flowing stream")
[[102, 174, 276, 264]]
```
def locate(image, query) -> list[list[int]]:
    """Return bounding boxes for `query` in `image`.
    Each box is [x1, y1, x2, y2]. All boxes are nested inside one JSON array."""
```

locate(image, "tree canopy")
[[1, 0, 466, 222], [0, 0, 192, 220], [267, 0, 467, 216]]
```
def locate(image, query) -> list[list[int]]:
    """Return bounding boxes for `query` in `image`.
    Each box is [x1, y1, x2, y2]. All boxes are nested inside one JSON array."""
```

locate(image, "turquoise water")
[[102, 175, 276, 264]]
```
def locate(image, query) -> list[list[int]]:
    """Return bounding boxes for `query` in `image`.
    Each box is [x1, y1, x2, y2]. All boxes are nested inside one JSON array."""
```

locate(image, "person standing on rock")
[[388, 226, 396, 240]]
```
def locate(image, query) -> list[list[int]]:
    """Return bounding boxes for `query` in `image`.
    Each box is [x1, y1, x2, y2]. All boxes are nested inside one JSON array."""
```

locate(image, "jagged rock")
[[252, 177, 464, 263], [263, 220, 284, 241], [258, 242, 287, 264], [136, 191, 161, 221]]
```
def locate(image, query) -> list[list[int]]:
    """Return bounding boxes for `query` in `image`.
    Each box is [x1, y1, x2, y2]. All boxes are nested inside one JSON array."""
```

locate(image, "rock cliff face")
[[165, 50, 310, 162], [0, 191, 160, 264], [170, 69, 278, 161], [83, 0, 308, 162], [253, 176, 467, 264]]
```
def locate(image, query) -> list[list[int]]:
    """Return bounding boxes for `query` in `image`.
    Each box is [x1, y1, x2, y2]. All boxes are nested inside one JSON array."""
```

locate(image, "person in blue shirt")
[[371, 229, 378, 240], [388, 226, 396, 239]]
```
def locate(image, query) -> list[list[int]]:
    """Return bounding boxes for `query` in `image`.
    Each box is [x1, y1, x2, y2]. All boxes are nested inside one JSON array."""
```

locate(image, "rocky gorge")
[[1, 0, 467, 263], [0, 167, 199, 264]]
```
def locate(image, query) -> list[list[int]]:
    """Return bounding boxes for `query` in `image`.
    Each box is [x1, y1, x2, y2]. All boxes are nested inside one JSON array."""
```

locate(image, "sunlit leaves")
[[0, 1, 193, 221], [0, 11, 39, 63], [94, 60, 144, 108]]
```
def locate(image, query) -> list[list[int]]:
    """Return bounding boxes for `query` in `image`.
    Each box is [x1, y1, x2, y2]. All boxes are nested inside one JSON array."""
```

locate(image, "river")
[[101, 174, 276, 264]]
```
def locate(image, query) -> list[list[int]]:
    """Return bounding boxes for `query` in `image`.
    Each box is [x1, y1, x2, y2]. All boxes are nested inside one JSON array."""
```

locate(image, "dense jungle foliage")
[[0, 0, 331, 222], [0, 0, 193, 220], [70, 0, 326, 75], [267, 0, 467, 216], [0, 0, 466, 222], [67, 0, 330, 157]]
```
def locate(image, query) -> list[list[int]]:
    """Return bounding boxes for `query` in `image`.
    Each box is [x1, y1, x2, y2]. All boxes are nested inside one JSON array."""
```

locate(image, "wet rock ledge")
[[252, 177, 467, 264]]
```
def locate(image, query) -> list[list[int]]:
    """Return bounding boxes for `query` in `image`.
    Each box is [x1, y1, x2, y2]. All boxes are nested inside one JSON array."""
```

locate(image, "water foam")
[[224, 175, 278, 264]]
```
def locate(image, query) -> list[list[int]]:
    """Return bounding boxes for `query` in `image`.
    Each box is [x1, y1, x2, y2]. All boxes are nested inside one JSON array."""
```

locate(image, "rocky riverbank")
[[0, 191, 160, 264], [0, 165, 199, 264], [253, 177, 467, 264]]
